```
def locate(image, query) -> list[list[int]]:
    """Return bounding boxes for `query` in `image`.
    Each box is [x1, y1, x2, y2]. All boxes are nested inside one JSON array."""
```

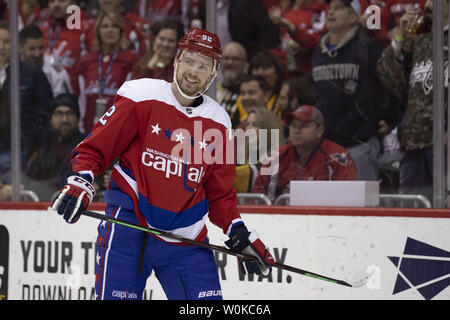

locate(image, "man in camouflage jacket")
[[377, 0, 448, 201]]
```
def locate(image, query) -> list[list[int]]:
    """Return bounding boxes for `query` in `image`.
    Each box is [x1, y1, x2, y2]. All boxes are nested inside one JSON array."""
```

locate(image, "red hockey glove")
[[51, 173, 95, 224], [225, 224, 275, 275]]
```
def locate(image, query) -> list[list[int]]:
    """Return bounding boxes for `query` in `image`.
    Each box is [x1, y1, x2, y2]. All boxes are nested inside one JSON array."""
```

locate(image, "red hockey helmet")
[[177, 28, 222, 60]]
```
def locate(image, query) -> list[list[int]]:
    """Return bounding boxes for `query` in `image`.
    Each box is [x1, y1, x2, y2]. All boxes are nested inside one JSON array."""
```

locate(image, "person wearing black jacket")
[[0, 21, 53, 192], [311, 0, 401, 181], [227, 0, 280, 60], [25, 93, 85, 202]]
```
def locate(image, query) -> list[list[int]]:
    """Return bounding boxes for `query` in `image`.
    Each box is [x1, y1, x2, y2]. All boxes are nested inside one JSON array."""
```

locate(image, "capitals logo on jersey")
[[329, 152, 350, 167]]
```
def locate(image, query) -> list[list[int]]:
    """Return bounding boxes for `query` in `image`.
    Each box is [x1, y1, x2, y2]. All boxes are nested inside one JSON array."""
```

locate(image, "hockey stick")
[[82, 210, 367, 288]]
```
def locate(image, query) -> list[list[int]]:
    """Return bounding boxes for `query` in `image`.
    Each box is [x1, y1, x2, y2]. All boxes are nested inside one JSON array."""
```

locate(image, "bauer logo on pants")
[[0, 225, 9, 300], [388, 237, 450, 300]]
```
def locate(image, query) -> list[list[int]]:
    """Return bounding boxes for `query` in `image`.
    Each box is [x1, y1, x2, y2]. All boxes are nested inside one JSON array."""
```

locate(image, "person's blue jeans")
[[347, 136, 380, 181], [399, 146, 433, 202]]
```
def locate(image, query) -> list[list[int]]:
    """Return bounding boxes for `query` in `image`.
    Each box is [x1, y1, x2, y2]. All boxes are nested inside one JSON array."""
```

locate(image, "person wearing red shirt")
[[360, 0, 426, 46], [77, 10, 139, 133], [1, 0, 47, 30], [253, 105, 357, 201], [268, 0, 328, 76], [40, 0, 92, 92], [134, 0, 183, 24]]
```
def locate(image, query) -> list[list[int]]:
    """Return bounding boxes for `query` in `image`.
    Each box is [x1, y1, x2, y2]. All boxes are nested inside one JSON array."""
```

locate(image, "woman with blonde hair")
[[77, 10, 140, 133], [233, 107, 285, 194]]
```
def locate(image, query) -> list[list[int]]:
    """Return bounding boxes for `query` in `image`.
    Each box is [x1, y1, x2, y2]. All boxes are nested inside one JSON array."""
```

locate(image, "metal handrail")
[[20, 190, 39, 202], [273, 193, 432, 208], [236, 193, 272, 205], [379, 194, 432, 208], [273, 193, 290, 206]]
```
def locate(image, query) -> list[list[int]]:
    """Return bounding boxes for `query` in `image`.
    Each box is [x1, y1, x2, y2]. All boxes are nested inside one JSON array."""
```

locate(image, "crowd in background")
[[0, 0, 442, 206]]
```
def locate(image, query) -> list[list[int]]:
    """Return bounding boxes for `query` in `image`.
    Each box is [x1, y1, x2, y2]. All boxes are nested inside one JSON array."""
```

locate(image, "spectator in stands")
[[360, 0, 426, 47], [19, 25, 74, 96], [249, 50, 285, 117], [252, 105, 358, 201], [134, 0, 183, 25], [131, 20, 183, 81], [234, 107, 285, 193], [311, 0, 398, 181], [84, 0, 150, 56], [277, 76, 317, 139], [228, 0, 280, 60], [0, 178, 15, 202], [24, 93, 85, 202], [0, 0, 47, 30], [216, 41, 249, 128], [268, 0, 328, 76], [376, 0, 440, 201], [238, 74, 273, 127], [0, 21, 53, 183], [77, 9, 140, 133], [40, 0, 91, 91]]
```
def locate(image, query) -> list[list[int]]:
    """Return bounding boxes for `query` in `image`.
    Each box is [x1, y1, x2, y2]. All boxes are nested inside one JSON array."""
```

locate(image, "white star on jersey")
[[198, 139, 207, 150], [151, 123, 161, 135], [175, 132, 185, 143]]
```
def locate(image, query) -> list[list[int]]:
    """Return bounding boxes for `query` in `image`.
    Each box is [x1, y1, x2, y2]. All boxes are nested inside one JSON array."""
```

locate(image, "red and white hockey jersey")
[[72, 79, 241, 243], [40, 13, 92, 92], [77, 49, 140, 133], [134, 0, 183, 24], [271, 1, 328, 76]]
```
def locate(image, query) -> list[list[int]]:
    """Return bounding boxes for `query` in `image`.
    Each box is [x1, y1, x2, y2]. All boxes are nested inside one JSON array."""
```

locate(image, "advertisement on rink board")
[[0, 207, 449, 300]]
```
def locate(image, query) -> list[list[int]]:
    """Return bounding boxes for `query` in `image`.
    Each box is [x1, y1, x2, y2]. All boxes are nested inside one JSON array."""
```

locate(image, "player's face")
[[51, 105, 78, 139], [0, 29, 11, 67], [20, 37, 45, 67], [289, 118, 323, 150], [98, 15, 121, 47], [175, 50, 215, 96]]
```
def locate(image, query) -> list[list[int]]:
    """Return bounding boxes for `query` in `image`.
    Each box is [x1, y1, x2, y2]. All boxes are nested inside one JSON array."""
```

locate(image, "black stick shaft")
[[82, 210, 353, 287]]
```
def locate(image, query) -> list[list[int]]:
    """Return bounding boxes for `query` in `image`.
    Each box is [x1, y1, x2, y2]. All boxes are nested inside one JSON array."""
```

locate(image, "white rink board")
[[0, 208, 449, 300]]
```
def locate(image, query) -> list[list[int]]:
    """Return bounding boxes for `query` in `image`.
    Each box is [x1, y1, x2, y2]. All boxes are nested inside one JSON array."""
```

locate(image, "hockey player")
[[51, 28, 275, 300]]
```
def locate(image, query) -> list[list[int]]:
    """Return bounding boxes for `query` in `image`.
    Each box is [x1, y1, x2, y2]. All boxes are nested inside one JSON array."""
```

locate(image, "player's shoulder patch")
[[329, 152, 350, 167], [319, 139, 353, 167]]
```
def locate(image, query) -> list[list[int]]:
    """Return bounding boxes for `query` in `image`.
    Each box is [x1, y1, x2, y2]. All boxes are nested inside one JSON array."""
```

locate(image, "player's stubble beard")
[[176, 71, 210, 97]]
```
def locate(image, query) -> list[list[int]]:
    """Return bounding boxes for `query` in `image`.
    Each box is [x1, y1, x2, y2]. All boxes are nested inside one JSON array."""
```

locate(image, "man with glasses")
[[51, 28, 274, 300], [24, 93, 85, 202], [216, 41, 249, 128]]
